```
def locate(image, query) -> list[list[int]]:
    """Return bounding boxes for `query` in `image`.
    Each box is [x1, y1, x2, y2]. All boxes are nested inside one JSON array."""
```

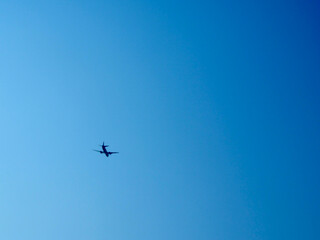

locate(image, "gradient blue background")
[[0, 1, 319, 239]]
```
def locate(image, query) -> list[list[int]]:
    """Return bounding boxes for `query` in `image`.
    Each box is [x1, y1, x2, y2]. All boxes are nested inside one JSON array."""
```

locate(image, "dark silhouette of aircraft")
[[93, 142, 119, 158]]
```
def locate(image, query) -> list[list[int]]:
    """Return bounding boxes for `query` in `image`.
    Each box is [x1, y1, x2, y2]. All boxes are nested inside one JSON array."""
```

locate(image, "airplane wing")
[[109, 152, 119, 155], [93, 150, 103, 153]]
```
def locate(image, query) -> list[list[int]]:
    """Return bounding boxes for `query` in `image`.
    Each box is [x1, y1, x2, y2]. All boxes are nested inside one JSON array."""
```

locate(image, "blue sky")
[[0, 1, 319, 239]]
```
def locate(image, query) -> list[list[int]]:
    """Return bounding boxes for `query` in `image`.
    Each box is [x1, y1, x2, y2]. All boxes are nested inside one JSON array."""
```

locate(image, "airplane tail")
[[100, 141, 109, 147]]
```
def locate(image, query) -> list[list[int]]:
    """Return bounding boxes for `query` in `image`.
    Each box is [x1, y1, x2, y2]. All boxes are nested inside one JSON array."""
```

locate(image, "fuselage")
[[102, 145, 110, 157], [102, 145, 107, 153]]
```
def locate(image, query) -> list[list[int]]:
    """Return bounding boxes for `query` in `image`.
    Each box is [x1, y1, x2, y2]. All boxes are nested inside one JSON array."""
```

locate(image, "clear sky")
[[0, 1, 319, 239]]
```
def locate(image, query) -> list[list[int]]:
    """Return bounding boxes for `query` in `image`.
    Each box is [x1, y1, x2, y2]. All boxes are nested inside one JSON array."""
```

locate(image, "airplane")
[[93, 142, 119, 158]]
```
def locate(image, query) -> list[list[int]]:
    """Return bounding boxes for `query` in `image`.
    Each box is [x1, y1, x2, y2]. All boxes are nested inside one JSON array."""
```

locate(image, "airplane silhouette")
[[93, 142, 119, 158]]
